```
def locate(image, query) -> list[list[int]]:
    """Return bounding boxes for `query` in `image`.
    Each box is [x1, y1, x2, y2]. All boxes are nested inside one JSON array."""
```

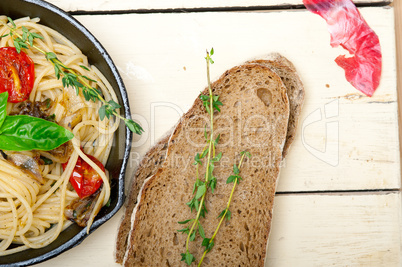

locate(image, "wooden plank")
[[45, 0, 392, 12], [73, 7, 399, 192], [266, 193, 401, 266], [36, 193, 401, 266]]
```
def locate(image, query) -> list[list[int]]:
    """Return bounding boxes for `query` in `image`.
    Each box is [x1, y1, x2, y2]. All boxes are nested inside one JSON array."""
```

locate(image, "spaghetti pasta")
[[0, 16, 118, 255]]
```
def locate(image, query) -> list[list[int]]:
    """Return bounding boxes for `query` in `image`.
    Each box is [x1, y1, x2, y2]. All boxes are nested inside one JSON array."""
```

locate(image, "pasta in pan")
[[0, 16, 118, 255]]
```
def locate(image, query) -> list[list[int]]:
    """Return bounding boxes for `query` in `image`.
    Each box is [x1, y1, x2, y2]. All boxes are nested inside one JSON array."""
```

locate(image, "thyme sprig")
[[198, 151, 251, 266], [178, 48, 222, 265], [0, 17, 143, 134], [179, 49, 250, 266]]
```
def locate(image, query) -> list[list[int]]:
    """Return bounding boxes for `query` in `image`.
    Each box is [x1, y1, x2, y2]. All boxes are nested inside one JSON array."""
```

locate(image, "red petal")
[[303, 0, 382, 96]]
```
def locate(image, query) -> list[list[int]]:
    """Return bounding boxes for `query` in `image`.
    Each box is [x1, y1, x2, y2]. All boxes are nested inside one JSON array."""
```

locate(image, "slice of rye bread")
[[248, 53, 305, 158], [115, 54, 305, 264], [122, 63, 290, 266], [115, 134, 170, 263]]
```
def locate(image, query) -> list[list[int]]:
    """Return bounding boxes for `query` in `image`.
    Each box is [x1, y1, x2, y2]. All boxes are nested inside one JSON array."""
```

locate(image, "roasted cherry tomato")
[[62, 152, 105, 199], [0, 47, 35, 102]]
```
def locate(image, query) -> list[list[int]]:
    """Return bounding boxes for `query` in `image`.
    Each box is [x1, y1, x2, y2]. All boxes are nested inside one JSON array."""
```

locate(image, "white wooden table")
[[36, 0, 401, 266]]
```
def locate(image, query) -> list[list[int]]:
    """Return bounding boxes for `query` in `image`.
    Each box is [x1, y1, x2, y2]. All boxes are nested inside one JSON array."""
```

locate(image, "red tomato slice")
[[0, 47, 35, 102], [62, 152, 105, 199]]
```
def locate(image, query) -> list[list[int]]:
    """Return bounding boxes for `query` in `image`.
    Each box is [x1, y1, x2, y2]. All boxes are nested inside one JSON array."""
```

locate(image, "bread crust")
[[248, 53, 305, 157], [115, 134, 170, 263]]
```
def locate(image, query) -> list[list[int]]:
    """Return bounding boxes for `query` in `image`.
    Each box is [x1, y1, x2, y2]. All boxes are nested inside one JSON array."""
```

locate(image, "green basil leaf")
[[0, 92, 8, 128], [0, 115, 74, 151]]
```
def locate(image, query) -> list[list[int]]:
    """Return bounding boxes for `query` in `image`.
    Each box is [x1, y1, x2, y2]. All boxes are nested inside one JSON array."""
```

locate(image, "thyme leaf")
[[181, 252, 195, 265]]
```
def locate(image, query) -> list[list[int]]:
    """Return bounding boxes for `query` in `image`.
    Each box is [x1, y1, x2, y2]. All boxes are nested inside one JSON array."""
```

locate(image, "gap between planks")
[[276, 188, 400, 196], [67, 1, 392, 16]]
